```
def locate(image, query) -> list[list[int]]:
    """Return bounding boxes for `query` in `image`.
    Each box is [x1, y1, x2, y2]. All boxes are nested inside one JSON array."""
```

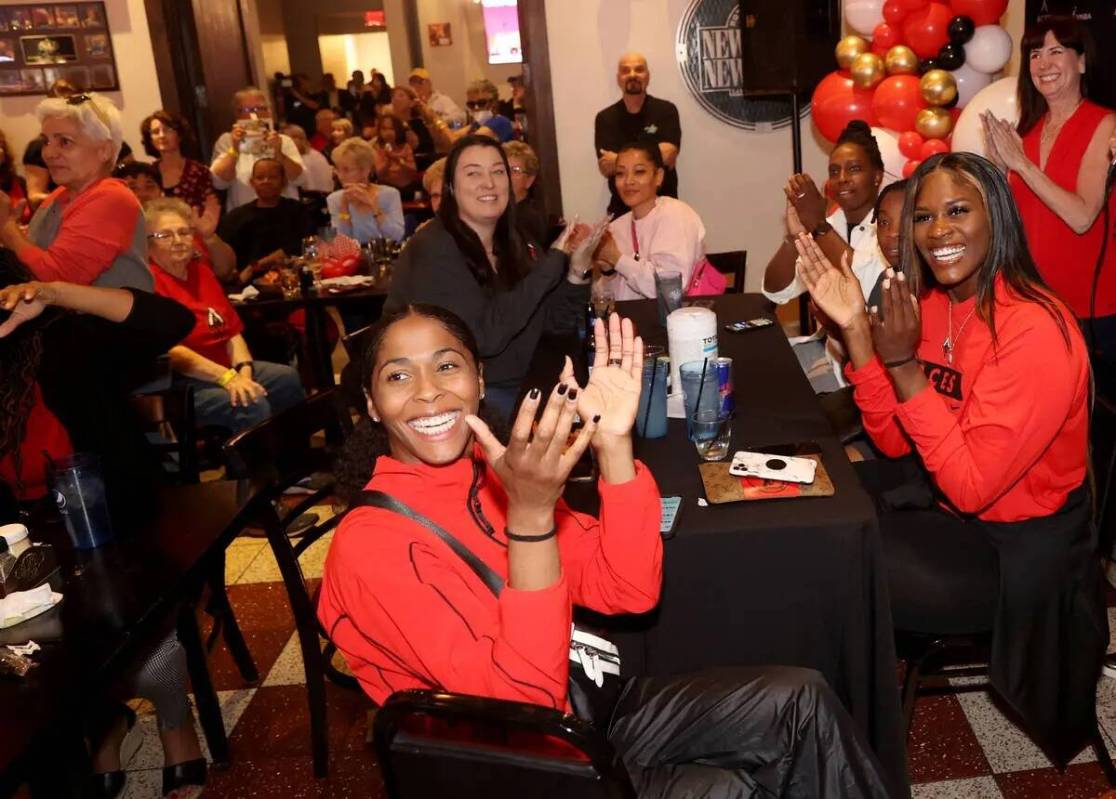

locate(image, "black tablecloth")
[[537, 294, 908, 797]]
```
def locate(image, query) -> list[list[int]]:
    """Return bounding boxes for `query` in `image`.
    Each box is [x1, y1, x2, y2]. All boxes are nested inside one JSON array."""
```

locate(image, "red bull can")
[[714, 357, 734, 414]]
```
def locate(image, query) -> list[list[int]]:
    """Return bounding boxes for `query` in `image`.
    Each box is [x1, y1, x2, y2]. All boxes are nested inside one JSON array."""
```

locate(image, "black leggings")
[[854, 458, 999, 635], [606, 666, 893, 798]]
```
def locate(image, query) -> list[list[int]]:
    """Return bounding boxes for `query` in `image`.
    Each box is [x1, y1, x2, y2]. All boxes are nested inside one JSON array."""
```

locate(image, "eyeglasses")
[[509, 166, 534, 176], [237, 105, 269, 115], [148, 228, 194, 243], [66, 93, 112, 130], [465, 100, 492, 110]]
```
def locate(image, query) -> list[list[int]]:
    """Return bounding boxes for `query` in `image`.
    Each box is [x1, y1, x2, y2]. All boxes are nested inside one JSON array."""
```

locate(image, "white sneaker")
[[1103, 653, 1116, 680]]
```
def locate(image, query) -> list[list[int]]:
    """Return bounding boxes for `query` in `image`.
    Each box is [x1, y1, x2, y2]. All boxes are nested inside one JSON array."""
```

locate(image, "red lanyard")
[[630, 217, 640, 262]]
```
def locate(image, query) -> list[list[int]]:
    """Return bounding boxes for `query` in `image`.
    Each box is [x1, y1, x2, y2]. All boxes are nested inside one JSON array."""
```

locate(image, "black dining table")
[[538, 293, 908, 797], [0, 482, 249, 798], [230, 278, 390, 389]]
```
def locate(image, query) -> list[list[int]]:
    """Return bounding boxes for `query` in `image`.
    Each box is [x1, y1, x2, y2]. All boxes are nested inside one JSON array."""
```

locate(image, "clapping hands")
[[981, 112, 1026, 172], [794, 232, 865, 330], [869, 268, 922, 365], [559, 313, 643, 446]]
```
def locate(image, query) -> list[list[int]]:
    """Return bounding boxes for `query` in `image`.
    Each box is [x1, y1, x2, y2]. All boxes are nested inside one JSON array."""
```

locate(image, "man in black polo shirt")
[[216, 158, 314, 270], [594, 52, 681, 216]]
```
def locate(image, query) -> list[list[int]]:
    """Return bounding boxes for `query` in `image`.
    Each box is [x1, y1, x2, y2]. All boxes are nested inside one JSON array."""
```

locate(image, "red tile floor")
[[113, 512, 1116, 798]]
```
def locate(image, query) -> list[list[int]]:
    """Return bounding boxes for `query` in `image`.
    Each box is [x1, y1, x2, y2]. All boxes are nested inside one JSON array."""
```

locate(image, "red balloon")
[[872, 22, 901, 51], [902, 2, 953, 58], [899, 0, 928, 10], [899, 130, 924, 159], [882, 0, 907, 24], [811, 71, 878, 143], [919, 138, 950, 159], [872, 75, 927, 132], [950, 0, 1008, 26], [902, 159, 922, 178], [871, 38, 891, 56]]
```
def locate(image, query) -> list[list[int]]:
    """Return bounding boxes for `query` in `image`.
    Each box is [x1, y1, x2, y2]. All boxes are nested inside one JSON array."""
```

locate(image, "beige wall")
[[417, 0, 521, 105], [0, 0, 162, 163]]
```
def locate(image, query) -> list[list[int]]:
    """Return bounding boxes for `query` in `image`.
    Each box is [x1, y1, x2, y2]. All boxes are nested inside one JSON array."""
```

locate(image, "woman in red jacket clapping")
[[318, 303, 891, 798]]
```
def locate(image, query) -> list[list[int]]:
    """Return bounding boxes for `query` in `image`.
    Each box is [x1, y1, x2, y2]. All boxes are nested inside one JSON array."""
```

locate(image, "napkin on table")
[[0, 584, 62, 629], [228, 285, 260, 302]]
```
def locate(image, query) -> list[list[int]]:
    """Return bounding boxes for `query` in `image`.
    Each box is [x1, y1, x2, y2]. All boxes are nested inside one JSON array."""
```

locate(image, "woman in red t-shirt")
[[982, 16, 1116, 395], [145, 197, 305, 434], [795, 152, 1101, 762]]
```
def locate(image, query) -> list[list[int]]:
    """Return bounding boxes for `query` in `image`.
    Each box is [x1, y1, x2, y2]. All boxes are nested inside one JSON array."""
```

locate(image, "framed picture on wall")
[[80, 5, 104, 28], [428, 23, 452, 47], [21, 34, 78, 64], [84, 32, 108, 58], [54, 6, 80, 28], [0, 3, 115, 94]]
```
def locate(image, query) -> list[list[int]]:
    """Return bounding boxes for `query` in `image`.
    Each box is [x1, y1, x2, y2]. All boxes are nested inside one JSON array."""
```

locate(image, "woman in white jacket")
[[592, 141, 705, 300]]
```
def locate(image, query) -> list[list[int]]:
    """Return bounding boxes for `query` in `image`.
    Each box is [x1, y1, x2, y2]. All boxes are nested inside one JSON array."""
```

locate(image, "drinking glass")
[[49, 453, 114, 550], [679, 360, 721, 438], [690, 410, 732, 461], [636, 346, 668, 439], [654, 270, 684, 324]]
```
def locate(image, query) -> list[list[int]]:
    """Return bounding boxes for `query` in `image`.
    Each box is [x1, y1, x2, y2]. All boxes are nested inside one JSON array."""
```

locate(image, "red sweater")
[[847, 278, 1089, 522], [318, 448, 663, 709]]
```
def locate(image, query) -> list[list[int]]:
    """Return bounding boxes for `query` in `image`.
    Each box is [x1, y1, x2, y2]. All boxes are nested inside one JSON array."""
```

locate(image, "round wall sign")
[[675, 0, 801, 130]]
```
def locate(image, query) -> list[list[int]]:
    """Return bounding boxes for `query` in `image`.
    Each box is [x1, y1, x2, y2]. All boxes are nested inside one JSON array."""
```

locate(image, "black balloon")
[[947, 15, 975, 45], [937, 42, 966, 71], [919, 58, 939, 74]]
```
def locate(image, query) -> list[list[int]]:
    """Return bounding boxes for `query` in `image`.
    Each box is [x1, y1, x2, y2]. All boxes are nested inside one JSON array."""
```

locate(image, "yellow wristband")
[[338, 212, 351, 221], [226, 147, 238, 158], [216, 368, 238, 388]]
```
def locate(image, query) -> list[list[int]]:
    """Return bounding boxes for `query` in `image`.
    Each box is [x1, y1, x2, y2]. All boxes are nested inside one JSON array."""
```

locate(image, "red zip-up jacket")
[[846, 277, 1089, 522], [318, 447, 663, 709]]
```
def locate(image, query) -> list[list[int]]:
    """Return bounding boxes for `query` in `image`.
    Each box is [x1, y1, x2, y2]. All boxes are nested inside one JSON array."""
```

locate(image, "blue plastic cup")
[[50, 453, 114, 550], [636, 347, 669, 439], [679, 360, 722, 440]]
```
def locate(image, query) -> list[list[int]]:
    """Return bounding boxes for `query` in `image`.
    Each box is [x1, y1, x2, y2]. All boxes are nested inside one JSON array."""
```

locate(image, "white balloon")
[[951, 76, 1020, 157], [845, 0, 885, 37], [964, 25, 1013, 74], [951, 62, 995, 109], [871, 126, 905, 182]]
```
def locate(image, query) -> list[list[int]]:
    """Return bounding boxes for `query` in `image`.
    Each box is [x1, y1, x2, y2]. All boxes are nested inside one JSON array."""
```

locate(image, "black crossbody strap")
[[355, 490, 505, 598]]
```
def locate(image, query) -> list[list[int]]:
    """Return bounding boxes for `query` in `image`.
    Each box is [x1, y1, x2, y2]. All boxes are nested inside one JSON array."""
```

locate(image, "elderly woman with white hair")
[[0, 92, 151, 290], [210, 86, 305, 212], [327, 138, 405, 243]]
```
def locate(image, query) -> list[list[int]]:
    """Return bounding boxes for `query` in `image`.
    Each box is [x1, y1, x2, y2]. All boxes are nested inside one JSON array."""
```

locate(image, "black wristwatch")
[[233, 360, 254, 376]]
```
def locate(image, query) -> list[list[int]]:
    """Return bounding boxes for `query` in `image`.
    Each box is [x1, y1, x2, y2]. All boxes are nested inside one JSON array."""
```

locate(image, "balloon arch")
[[815, 0, 1018, 179]]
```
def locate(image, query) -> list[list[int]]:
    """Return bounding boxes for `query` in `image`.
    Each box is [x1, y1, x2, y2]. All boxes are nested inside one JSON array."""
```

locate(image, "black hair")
[[438, 134, 530, 289], [115, 160, 161, 184], [251, 157, 285, 179], [617, 140, 664, 171], [377, 113, 408, 145], [335, 303, 504, 503], [872, 179, 907, 223], [899, 152, 1070, 346], [1017, 16, 1094, 136], [139, 109, 198, 159], [834, 120, 885, 172], [0, 250, 57, 490]]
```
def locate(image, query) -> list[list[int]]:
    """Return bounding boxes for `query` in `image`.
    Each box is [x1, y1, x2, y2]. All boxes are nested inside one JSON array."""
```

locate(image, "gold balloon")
[[919, 69, 958, 107], [835, 35, 869, 70], [885, 45, 919, 76], [915, 107, 953, 140], [850, 53, 886, 90]]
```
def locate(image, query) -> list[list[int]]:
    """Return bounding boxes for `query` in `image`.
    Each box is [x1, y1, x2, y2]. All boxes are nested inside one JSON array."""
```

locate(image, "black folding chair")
[[373, 690, 636, 798], [221, 389, 357, 778], [705, 250, 748, 294]]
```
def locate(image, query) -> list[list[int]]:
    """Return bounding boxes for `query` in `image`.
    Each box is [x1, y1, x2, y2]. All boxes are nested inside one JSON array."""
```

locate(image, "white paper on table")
[[0, 584, 62, 629], [320, 275, 375, 288], [227, 285, 260, 302]]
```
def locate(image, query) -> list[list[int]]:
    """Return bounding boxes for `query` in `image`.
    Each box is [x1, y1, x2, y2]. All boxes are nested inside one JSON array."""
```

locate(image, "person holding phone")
[[210, 87, 304, 212]]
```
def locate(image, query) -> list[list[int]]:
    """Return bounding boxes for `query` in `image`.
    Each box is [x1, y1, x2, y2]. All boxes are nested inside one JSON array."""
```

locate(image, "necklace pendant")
[[942, 335, 953, 365]]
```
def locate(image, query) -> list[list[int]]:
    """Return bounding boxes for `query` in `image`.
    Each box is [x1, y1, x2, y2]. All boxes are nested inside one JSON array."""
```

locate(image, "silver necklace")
[[943, 301, 976, 365]]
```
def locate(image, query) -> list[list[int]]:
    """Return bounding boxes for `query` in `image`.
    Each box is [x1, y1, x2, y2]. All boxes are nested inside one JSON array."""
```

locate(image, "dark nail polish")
[[592, 414, 601, 423], [529, 387, 540, 399], [557, 384, 568, 396], [568, 389, 578, 401]]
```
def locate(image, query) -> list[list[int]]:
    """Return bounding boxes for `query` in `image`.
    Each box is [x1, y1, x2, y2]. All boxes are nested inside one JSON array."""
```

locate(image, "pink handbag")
[[686, 257, 727, 296]]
